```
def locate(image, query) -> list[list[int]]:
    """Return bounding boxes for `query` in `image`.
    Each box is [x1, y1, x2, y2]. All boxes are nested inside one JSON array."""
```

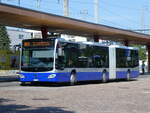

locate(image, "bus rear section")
[[109, 46, 139, 80]]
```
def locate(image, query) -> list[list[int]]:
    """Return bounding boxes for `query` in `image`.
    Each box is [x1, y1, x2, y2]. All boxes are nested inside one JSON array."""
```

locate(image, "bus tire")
[[127, 71, 131, 81], [102, 72, 107, 83], [20, 82, 26, 86], [70, 72, 76, 85]]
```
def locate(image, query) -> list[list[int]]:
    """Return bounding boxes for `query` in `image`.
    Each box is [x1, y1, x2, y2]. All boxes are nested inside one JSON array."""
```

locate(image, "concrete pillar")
[[147, 44, 150, 72], [41, 27, 48, 39], [94, 35, 99, 42], [124, 40, 129, 46]]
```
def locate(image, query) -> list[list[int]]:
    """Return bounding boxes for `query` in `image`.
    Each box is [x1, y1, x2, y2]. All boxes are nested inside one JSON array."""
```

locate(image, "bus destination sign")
[[23, 41, 52, 47]]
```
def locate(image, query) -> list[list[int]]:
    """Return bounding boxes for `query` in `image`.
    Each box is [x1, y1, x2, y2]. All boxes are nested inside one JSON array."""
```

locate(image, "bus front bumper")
[[18, 72, 70, 83]]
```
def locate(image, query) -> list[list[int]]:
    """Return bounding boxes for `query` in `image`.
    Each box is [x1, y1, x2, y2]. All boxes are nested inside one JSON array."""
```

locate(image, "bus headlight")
[[17, 74, 25, 78], [48, 74, 56, 79]]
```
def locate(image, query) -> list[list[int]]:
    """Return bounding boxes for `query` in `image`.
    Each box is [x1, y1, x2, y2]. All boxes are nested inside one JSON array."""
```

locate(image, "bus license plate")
[[33, 79, 39, 81]]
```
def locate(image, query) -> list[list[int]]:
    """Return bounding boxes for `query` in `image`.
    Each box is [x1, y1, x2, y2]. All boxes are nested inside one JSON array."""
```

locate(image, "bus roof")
[[58, 38, 138, 50], [109, 45, 138, 50], [22, 38, 138, 50], [0, 3, 150, 44]]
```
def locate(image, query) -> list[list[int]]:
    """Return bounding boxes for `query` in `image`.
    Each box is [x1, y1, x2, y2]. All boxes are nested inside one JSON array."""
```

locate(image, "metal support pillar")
[[41, 27, 48, 39], [147, 44, 150, 72], [94, 35, 99, 42], [124, 40, 129, 46], [64, 0, 69, 17], [94, 0, 99, 23]]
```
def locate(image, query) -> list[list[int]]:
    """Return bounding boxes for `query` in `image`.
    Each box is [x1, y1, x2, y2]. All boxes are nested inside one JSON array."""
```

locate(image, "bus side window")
[[61, 42, 79, 68], [78, 56, 88, 68], [92, 46, 109, 68]]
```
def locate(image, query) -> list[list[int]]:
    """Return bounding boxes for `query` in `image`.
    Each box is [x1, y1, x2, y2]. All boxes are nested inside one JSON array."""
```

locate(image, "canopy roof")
[[0, 3, 150, 44]]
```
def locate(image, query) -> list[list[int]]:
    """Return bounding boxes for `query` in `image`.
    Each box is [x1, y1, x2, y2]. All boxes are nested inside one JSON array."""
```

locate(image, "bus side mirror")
[[56, 56, 65, 70], [58, 48, 64, 56]]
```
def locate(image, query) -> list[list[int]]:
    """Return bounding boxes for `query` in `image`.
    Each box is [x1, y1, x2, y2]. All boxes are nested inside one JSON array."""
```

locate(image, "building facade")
[[7, 29, 32, 48]]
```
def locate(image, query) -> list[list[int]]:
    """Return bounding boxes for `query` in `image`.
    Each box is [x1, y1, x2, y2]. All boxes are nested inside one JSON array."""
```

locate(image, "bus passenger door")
[[109, 47, 116, 79]]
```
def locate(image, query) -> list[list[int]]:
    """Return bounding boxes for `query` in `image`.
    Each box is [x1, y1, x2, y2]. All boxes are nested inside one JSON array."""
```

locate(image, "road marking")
[[143, 91, 150, 94]]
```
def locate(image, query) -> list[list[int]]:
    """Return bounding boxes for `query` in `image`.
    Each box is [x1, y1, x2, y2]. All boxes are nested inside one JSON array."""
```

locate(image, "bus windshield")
[[21, 48, 54, 72]]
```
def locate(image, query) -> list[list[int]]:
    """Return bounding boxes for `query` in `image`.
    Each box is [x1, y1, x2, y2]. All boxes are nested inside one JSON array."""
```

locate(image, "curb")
[[0, 76, 19, 82]]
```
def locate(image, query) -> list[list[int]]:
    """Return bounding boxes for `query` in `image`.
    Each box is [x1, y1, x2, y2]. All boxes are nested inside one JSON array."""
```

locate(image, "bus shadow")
[[76, 79, 137, 86], [0, 98, 74, 113], [21, 79, 138, 87], [108, 79, 137, 83]]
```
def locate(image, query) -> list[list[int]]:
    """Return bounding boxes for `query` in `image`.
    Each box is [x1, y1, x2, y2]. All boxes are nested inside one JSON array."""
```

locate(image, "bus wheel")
[[70, 72, 76, 85], [102, 72, 107, 83], [127, 72, 131, 81], [20, 82, 26, 86]]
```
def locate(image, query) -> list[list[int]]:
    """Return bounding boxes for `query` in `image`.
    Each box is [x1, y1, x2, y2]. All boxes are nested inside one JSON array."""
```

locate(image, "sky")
[[1, 0, 150, 34]]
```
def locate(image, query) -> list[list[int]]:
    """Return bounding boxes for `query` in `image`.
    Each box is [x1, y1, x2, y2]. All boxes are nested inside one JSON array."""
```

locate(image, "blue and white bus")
[[18, 38, 139, 85]]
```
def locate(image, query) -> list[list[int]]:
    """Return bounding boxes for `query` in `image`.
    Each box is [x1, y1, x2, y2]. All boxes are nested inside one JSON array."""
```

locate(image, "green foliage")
[[131, 45, 147, 61], [0, 50, 20, 70], [0, 26, 10, 50], [0, 26, 20, 70]]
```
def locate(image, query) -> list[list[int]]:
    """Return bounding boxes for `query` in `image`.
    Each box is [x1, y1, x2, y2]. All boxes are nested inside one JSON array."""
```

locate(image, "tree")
[[131, 44, 147, 61], [0, 26, 10, 50]]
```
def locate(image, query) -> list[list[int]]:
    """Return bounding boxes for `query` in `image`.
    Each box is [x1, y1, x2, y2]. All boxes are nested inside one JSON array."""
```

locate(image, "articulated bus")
[[18, 38, 139, 85]]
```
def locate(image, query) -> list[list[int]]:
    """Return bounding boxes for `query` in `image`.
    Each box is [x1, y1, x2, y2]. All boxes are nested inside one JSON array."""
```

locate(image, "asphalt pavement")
[[0, 75, 150, 113]]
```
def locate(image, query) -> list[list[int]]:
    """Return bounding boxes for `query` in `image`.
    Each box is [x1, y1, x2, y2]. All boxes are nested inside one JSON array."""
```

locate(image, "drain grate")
[[118, 87, 129, 89]]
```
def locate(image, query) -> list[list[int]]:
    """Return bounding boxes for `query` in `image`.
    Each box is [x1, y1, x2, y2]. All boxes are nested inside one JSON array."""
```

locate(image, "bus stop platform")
[[0, 70, 19, 82], [0, 76, 19, 82]]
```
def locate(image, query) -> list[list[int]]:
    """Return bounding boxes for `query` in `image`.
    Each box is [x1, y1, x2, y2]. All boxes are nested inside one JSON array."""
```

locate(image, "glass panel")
[[116, 48, 139, 68], [32, 50, 53, 58], [60, 42, 79, 68], [21, 48, 54, 72], [60, 41, 109, 68]]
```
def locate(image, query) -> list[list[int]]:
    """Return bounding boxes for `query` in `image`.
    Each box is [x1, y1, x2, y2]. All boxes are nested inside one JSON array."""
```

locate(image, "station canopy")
[[0, 3, 150, 44]]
